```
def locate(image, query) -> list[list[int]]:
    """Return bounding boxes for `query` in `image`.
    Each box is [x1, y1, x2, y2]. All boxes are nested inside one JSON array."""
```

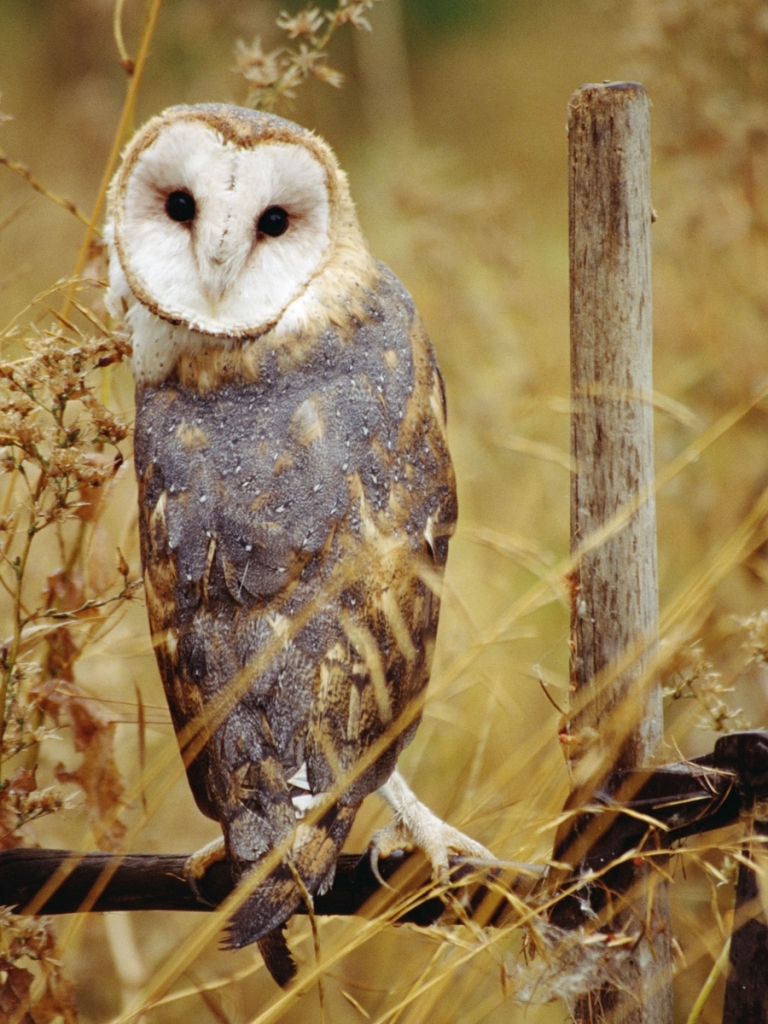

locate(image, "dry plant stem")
[[685, 935, 730, 1024], [0, 196, 34, 235], [256, 20, 340, 109], [287, 859, 325, 1018], [0, 153, 93, 230], [568, 83, 672, 1024], [0, 472, 45, 774], [112, 0, 134, 73], [64, 0, 164, 317], [235, 1, 384, 111]]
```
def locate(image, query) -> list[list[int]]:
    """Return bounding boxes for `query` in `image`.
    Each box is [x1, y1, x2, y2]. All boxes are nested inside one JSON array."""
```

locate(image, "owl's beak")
[[198, 255, 247, 308], [195, 222, 250, 307], [199, 262, 235, 307]]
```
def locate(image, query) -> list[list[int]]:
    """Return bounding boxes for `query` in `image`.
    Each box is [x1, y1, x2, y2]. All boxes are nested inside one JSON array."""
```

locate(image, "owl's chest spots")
[[135, 350, 425, 614]]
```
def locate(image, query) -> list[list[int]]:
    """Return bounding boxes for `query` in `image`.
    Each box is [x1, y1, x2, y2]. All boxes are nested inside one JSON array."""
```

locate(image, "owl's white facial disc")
[[114, 119, 332, 338]]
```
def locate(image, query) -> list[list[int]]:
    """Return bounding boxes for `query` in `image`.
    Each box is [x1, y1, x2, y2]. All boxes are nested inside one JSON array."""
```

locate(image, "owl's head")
[[106, 105, 374, 385]]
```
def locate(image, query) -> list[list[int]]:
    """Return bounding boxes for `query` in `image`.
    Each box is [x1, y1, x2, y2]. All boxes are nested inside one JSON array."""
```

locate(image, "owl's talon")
[[184, 836, 227, 906], [375, 771, 492, 887], [368, 844, 396, 890], [368, 843, 403, 892]]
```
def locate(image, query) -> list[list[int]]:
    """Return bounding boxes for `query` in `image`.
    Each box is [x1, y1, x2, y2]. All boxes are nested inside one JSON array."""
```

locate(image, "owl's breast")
[[134, 265, 455, 619], [135, 382, 341, 610]]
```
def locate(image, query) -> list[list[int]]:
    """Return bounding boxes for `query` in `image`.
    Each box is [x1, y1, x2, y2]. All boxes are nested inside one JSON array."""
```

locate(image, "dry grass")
[[0, 1, 767, 1022]]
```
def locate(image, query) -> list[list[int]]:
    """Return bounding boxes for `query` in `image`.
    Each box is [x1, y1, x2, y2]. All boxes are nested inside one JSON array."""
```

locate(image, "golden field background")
[[2, 1, 768, 1021]]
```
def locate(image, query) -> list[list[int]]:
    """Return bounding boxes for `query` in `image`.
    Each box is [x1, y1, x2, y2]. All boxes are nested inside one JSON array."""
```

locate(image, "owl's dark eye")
[[257, 206, 289, 238], [165, 190, 196, 223]]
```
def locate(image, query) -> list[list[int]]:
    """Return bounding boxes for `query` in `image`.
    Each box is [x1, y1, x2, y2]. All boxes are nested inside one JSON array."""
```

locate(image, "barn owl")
[[106, 104, 490, 985]]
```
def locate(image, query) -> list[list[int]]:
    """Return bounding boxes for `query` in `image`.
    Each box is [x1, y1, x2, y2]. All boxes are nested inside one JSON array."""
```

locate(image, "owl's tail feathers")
[[224, 803, 359, 985], [257, 927, 297, 987], [224, 862, 305, 956]]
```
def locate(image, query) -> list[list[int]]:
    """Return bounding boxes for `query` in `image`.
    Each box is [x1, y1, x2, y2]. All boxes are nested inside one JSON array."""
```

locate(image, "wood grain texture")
[[568, 82, 660, 770], [722, 817, 768, 1024], [567, 82, 672, 1024]]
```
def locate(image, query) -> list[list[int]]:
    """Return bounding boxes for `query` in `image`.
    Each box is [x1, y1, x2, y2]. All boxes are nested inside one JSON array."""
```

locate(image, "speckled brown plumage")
[[133, 263, 456, 956]]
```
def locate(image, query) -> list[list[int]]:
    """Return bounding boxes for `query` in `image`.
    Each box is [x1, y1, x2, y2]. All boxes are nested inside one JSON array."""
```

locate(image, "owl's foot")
[[184, 836, 227, 905], [370, 770, 492, 887]]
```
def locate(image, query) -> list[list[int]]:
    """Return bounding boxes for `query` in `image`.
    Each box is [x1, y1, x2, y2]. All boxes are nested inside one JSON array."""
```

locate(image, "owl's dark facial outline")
[[166, 190, 197, 223], [109, 111, 363, 350], [257, 206, 289, 239]]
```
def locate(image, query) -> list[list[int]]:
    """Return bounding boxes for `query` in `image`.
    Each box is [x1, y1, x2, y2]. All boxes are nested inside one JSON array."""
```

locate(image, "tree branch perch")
[[0, 847, 538, 927]]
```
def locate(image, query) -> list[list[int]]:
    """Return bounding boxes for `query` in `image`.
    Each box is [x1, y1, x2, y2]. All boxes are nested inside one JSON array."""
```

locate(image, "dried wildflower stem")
[[236, 1, 381, 111], [686, 935, 730, 1024], [0, 472, 44, 773], [0, 152, 92, 229], [255, 18, 341, 109], [567, 83, 672, 1024], [112, 0, 134, 74], [64, 0, 164, 317]]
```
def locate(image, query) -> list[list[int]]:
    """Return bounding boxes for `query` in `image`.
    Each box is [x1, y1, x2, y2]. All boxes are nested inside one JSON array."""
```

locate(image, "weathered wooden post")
[[567, 82, 673, 1024], [722, 817, 768, 1023]]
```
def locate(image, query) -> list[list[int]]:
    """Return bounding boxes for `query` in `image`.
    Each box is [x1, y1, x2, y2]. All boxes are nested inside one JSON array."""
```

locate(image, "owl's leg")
[[184, 835, 227, 903], [370, 770, 492, 885]]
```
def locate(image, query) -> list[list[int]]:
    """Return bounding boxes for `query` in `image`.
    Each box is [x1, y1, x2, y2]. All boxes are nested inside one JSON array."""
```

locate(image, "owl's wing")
[[298, 272, 457, 812], [138, 429, 360, 948], [134, 265, 456, 958]]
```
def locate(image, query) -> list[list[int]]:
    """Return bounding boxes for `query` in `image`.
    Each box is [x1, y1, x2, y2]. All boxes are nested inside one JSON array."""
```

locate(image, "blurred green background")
[[2, 1, 768, 1021]]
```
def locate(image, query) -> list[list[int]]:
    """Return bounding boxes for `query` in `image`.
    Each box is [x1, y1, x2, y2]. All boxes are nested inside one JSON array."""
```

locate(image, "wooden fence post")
[[722, 817, 768, 1023], [567, 82, 673, 1024]]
